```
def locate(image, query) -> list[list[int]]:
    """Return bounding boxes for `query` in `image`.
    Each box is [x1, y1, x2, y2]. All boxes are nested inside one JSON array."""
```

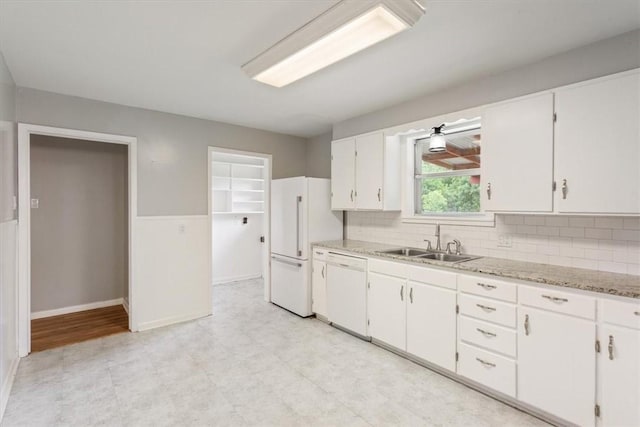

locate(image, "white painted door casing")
[[355, 132, 384, 210], [330, 138, 356, 210], [482, 93, 554, 212], [518, 307, 596, 427], [368, 272, 406, 350], [407, 281, 457, 371], [598, 325, 640, 427], [554, 71, 640, 214]]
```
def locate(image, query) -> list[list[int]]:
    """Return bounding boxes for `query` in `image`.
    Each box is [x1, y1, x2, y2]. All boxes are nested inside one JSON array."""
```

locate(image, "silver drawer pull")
[[542, 295, 568, 303], [476, 328, 496, 338], [524, 314, 530, 336], [608, 335, 615, 360], [477, 283, 497, 290], [476, 303, 496, 312], [476, 357, 496, 368]]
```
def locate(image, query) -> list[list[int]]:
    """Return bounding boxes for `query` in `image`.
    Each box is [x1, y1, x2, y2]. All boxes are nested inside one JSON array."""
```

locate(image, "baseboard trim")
[[212, 274, 261, 285], [137, 310, 211, 332], [0, 356, 20, 421], [31, 298, 124, 320], [122, 298, 130, 315]]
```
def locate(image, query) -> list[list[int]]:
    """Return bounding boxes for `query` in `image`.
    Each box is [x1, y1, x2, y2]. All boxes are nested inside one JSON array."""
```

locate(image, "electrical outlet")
[[497, 234, 513, 248], [30, 198, 39, 209]]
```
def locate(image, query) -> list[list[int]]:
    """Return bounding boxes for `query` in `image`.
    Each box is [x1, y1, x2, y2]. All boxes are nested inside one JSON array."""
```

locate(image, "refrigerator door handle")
[[296, 195, 302, 257], [271, 255, 302, 268]]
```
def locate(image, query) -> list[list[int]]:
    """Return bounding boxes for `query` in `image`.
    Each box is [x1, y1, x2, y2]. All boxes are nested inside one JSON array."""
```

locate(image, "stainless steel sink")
[[377, 247, 479, 263], [417, 253, 477, 263], [378, 248, 431, 257]]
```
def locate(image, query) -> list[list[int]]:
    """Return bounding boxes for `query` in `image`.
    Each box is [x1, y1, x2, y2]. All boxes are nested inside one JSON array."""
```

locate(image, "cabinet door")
[[355, 132, 384, 210], [555, 72, 640, 214], [368, 272, 406, 350], [482, 93, 554, 212], [311, 260, 327, 317], [598, 325, 640, 427], [407, 281, 457, 371], [331, 138, 356, 210], [518, 308, 596, 427]]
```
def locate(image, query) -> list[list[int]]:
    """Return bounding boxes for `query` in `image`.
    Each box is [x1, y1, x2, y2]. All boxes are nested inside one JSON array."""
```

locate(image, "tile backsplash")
[[345, 212, 640, 276]]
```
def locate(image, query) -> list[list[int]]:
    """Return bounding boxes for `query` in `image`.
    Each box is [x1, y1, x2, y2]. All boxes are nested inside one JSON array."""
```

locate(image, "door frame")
[[208, 146, 272, 301], [17, 124, 138, 356]]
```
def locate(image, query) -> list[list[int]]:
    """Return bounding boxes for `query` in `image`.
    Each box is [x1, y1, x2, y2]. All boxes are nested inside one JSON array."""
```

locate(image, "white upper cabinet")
[[331, 131, 400, 211], [554, 71, 640, 214], [482, 93, 554, 212], [330, 138, 356, 210]]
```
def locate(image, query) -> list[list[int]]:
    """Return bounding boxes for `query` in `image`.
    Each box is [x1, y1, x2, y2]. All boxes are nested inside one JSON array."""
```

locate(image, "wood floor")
[[31, 305, 129, 352]]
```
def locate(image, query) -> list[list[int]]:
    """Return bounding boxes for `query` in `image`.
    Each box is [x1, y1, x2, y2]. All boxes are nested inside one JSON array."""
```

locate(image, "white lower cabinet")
[[311, 259, 327, 318], [368, 272, 406, 350], [407, 281, 457, 371], [518, 307, 596, 427], [458, 342, 516, 397]]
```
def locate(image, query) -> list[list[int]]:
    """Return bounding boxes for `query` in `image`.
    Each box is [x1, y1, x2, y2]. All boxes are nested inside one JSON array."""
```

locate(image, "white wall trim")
[[0, 356, 19, 420], [137, 310, 211, 332], [30, 298, 124, 320], [212, 273, 262, 286], [18, 123, 138, 357], [208, 146, 272, 302], [122, 297, 129, 315], [137, 215, 209, 220]]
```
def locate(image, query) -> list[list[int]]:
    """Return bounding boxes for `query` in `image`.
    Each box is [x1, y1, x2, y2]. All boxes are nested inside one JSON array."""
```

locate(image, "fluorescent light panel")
[[250, 4, 415, 87]]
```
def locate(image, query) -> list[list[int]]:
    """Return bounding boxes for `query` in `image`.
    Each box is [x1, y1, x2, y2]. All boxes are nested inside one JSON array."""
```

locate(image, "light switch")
[[178, 223, 185, 234], [31, 198, 39, 209]]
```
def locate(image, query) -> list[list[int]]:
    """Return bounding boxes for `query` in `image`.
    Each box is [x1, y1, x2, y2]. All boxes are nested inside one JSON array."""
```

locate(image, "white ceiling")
[[0, 0, 638, 138]]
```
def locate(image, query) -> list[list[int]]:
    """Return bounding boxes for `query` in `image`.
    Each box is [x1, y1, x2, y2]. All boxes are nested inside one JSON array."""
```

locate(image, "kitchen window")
[[413, 117, 483, 217]]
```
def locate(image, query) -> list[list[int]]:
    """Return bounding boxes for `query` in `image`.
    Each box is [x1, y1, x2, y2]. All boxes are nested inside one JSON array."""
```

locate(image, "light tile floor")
[[2, 279, 549, 426]]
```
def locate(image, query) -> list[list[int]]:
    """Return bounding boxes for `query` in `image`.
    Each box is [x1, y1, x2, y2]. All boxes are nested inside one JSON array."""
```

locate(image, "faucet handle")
[[423, 239, 432, 251], [453, 239, 462, 255], [445, 242, 454, 255]]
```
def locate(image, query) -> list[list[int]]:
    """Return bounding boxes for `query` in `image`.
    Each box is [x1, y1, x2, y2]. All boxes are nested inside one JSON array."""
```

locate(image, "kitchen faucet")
[[424, 223, 443, 252]]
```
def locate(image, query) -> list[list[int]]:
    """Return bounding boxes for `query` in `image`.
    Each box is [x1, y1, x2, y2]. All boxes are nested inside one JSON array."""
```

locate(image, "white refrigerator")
[[271, 177, 343, 317]]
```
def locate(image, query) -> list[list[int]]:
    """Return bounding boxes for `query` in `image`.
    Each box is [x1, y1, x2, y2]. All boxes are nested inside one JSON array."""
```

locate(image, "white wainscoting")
[[135, 216, 211, 331], [0, 220, 19, 419]]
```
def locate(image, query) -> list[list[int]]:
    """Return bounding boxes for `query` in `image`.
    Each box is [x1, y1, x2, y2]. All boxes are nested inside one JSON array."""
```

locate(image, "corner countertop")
[[313, 240, 640, 299]]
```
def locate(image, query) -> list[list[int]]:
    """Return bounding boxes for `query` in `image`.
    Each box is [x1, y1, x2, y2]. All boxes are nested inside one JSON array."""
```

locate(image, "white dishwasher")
[[326, 252, 368, 338]]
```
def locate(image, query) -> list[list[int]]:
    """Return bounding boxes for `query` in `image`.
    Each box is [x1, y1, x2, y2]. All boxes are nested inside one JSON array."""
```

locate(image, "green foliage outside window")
[[419, 163, 480, 213]]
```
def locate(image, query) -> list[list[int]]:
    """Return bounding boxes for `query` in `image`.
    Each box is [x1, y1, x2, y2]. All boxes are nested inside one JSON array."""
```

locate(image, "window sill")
[[402, 213, 495, 227]]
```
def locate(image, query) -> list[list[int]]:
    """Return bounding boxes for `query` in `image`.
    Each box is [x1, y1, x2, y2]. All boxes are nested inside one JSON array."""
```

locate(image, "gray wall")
[[305, 132, 332, 179], [333, 29, 640, 139], [30, 136, 128, 312], [17, 88, 308, 216], [0, 52, 16, 222]]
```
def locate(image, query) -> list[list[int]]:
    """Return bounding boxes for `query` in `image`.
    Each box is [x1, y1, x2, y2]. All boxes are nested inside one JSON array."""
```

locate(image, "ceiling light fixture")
[[242, 0, 425, 88], [429, 124, 446, 153]]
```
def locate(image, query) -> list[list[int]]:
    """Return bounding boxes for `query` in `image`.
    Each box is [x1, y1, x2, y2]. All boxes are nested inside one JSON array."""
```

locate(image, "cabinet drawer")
[[459, 316, 517, 358], [600, 298, 640, 329], [406, 265, 457, 290], [313, 248, 328, 261], [458, 274, 517, 303], [458, 342, 516, 397], [368, 258, 407, 278], [520, 286, 595, 320], [459, 294, 516, 328]]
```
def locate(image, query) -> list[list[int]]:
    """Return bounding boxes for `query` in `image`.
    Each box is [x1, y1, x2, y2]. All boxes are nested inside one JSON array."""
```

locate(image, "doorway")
[[17, 125, 137, 356], [209, 147, 271, 301]]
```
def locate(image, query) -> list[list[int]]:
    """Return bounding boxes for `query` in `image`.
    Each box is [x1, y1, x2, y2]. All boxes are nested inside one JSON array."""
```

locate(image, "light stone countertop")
[[313, 239, 640, 299]]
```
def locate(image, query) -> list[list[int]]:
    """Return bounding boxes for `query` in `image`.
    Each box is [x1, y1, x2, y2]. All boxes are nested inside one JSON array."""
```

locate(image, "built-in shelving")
[[212, 152, 265, 213]]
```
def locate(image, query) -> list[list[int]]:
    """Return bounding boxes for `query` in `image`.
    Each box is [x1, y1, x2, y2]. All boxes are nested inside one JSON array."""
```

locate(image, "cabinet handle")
[[400, 285, 404, 301], [524, 314, 530, 336], [477, 283, 496, 290], [486, 183, 491, 200], [561, 179, 568, 199], [321, 266, 325, 278], [476, 303, 496, 312], [542, 294, 568, 303], [377, 188, 381, 202], [350, 190, 354, 202], [608, 335, 614, 360], [409, 287, 413, 304], [476, 328, 496, 338], [476, 357, 496, 368]]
